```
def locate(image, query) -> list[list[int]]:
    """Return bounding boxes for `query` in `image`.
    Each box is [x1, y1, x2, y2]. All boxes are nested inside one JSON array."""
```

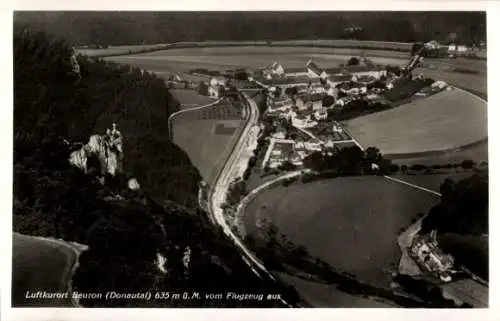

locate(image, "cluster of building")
[[409, 234, 456, 283], [254, 58, 388, 169], [420, 40, 486, 58]]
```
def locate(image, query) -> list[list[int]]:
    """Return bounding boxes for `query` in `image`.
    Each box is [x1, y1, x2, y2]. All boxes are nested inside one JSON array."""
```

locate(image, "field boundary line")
[[383, 175, 441, 197], [168, 98, 224, 140], [453, 86, 488, 104]]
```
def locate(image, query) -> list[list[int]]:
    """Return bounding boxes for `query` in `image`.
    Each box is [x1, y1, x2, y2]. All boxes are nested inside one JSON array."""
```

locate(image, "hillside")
[[12, 29, 298, 307], [14, 12, 486, 46]]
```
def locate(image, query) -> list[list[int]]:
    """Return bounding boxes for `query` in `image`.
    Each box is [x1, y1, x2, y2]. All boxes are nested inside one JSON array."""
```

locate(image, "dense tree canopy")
[[421, 173, 488, 236], [15, 12, 486, 46]]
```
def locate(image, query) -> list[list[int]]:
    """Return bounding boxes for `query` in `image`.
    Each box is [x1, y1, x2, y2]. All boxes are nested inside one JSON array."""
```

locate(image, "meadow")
[[346, 89, 487, 156], [243, 176, 439, 289], [170, 99, 245, 186], [12, 233, 76, 307]]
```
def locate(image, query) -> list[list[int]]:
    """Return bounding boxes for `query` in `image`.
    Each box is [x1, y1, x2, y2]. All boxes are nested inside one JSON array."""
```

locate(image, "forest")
[[12, 28, 299, 307], [14, 12, 486, 47]]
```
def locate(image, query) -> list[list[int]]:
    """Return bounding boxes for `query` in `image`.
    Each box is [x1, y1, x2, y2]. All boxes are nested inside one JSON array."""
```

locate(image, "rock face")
[[70, 50, 81, 78], [68, 123, 126, 182]]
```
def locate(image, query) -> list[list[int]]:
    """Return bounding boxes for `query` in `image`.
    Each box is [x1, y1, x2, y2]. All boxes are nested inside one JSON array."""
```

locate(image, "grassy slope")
[[346, 89, 487, 155], [243, 176, 439, 289], [12, 233, 76, 307]]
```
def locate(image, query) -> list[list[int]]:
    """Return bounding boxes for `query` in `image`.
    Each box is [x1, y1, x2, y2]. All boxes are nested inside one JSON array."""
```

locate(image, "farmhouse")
[[207, 77, 227, 98], [306, 60, 328, 79], [208, 83, 223, 98]]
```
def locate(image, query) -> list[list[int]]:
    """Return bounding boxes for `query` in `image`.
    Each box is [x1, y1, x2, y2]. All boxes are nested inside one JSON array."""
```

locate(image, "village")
[[228, 54, 448, 170]]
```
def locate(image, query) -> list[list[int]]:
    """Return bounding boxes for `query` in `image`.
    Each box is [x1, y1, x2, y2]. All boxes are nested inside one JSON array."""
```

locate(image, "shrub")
[[460, 159, 476, 169], [410, 164, 426, 171], [347, 57, 360, 66]]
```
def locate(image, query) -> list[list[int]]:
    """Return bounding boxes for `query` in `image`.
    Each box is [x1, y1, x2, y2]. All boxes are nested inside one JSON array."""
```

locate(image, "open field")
[[12, 233, 77, 307], [170, 89, 215, 109], [243, 176, 439, 289], [107, 46, 411, 71], [171, 99, 244, 186], [346, 89, 487, 156]]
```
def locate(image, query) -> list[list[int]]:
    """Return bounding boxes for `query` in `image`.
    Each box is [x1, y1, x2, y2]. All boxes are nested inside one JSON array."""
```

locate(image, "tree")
[[460, 159, 476, 169], [279, 161, 297, 171], [234, 70, 248, 81], [322, 95, 335, 107], [274, 86, 282, 98], [347, 57, 360, 66], [447, 32, 458, 44], [198, 81, 209, 96], [364, 147, 383, 165], [285, 87, 298, 97]]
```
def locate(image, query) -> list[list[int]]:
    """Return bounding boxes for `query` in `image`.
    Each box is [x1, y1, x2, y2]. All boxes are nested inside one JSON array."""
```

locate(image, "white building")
[[294, 139, 323, 152], [432, 80, 448, 90], [314, 108, 328, 121], [208, 84, 222, 98], [306, 60, 327, 79], [290, 112, 318, 128], [268, 62, 285, 75]]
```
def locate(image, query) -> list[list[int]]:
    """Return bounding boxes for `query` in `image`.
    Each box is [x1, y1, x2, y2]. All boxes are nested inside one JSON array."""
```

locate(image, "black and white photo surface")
[[11, 11, 488, 309]]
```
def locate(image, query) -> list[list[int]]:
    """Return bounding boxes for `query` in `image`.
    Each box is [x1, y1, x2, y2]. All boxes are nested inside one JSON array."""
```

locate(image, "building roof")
[[357, 75, 376, 83], [274, 141, 294, 155], [298, 92, 326, 102], [260, 76, 321, 86], [328, 74, 353, 82], [306, 60, 323, 75], [285, 67, 308, 73], [325, 65, 384, 75]]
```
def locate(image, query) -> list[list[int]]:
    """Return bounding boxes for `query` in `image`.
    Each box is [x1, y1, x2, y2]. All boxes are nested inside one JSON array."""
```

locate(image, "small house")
[[306, 60, 327, 78]]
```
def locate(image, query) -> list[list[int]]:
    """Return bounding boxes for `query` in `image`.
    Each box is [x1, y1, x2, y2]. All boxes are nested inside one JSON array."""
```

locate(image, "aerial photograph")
[[11, 11, 488, 309]]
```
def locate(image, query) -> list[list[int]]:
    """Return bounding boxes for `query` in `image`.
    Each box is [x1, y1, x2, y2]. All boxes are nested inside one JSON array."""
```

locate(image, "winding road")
[[206, 91, 292, 306]]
